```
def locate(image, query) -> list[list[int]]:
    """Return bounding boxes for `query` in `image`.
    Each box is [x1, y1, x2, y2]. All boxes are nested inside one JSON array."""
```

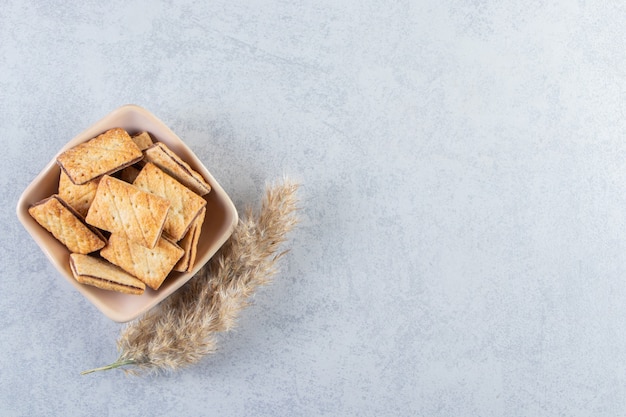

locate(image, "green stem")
[[81, 359, 137, 375]]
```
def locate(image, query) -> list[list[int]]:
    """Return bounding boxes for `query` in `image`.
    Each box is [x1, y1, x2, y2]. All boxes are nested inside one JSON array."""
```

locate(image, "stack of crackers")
[[28, 128, 212, 295]]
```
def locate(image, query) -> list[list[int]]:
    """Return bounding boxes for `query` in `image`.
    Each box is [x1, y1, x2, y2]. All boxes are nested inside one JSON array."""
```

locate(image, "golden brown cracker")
[[58, 171, 99, 217], [57, 128, 143, 185], [133, 163, 206, 241], [173, 207, 206, 272], [143, 142, 211, 196], [28, 195, 106, 254], [118, 165, 141, 183], [131, 131, 154, 151], [69, 253, 145, 295], [100, 233, 184, 290], [85, 175, 170, 249]]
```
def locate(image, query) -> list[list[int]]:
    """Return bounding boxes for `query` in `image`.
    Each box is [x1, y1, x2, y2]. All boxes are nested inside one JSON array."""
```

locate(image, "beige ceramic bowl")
[[16, 105, 238, 322]]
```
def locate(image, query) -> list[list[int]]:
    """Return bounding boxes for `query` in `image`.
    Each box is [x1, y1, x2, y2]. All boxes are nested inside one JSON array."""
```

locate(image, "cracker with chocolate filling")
[[57, 128, 143, 185], [69, 253, 145, 295], [28, 195, 106, 254]]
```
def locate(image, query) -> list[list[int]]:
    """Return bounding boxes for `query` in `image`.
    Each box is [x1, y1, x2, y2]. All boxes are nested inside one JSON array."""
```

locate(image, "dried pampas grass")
[[82, 179, 300, 375]]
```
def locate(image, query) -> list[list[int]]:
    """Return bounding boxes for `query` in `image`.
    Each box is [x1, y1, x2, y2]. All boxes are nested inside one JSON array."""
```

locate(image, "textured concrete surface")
[[3, 1, 626, 415]]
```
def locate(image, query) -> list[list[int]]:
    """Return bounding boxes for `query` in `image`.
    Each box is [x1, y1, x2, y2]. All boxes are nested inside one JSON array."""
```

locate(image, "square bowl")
[[16, 105, 238, 322]]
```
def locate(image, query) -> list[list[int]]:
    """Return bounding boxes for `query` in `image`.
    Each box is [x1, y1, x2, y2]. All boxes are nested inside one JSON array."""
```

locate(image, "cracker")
[[131, 131, 154, 151], [28, 195, 106, 254], [58, 171, 99, 217], [173, 207, 206, 272], [133, 163, 207, 241], [69, 253, 145, 295], [85, 175, 170, 249], [57, 128, 143, 185], [118, 165, 141, 183], [143, 142, 211, 196], [100, 233, 184, 290]]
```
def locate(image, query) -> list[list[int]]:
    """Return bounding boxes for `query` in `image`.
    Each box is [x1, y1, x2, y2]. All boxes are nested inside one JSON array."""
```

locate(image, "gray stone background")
[[3, 1, 626, 415]]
